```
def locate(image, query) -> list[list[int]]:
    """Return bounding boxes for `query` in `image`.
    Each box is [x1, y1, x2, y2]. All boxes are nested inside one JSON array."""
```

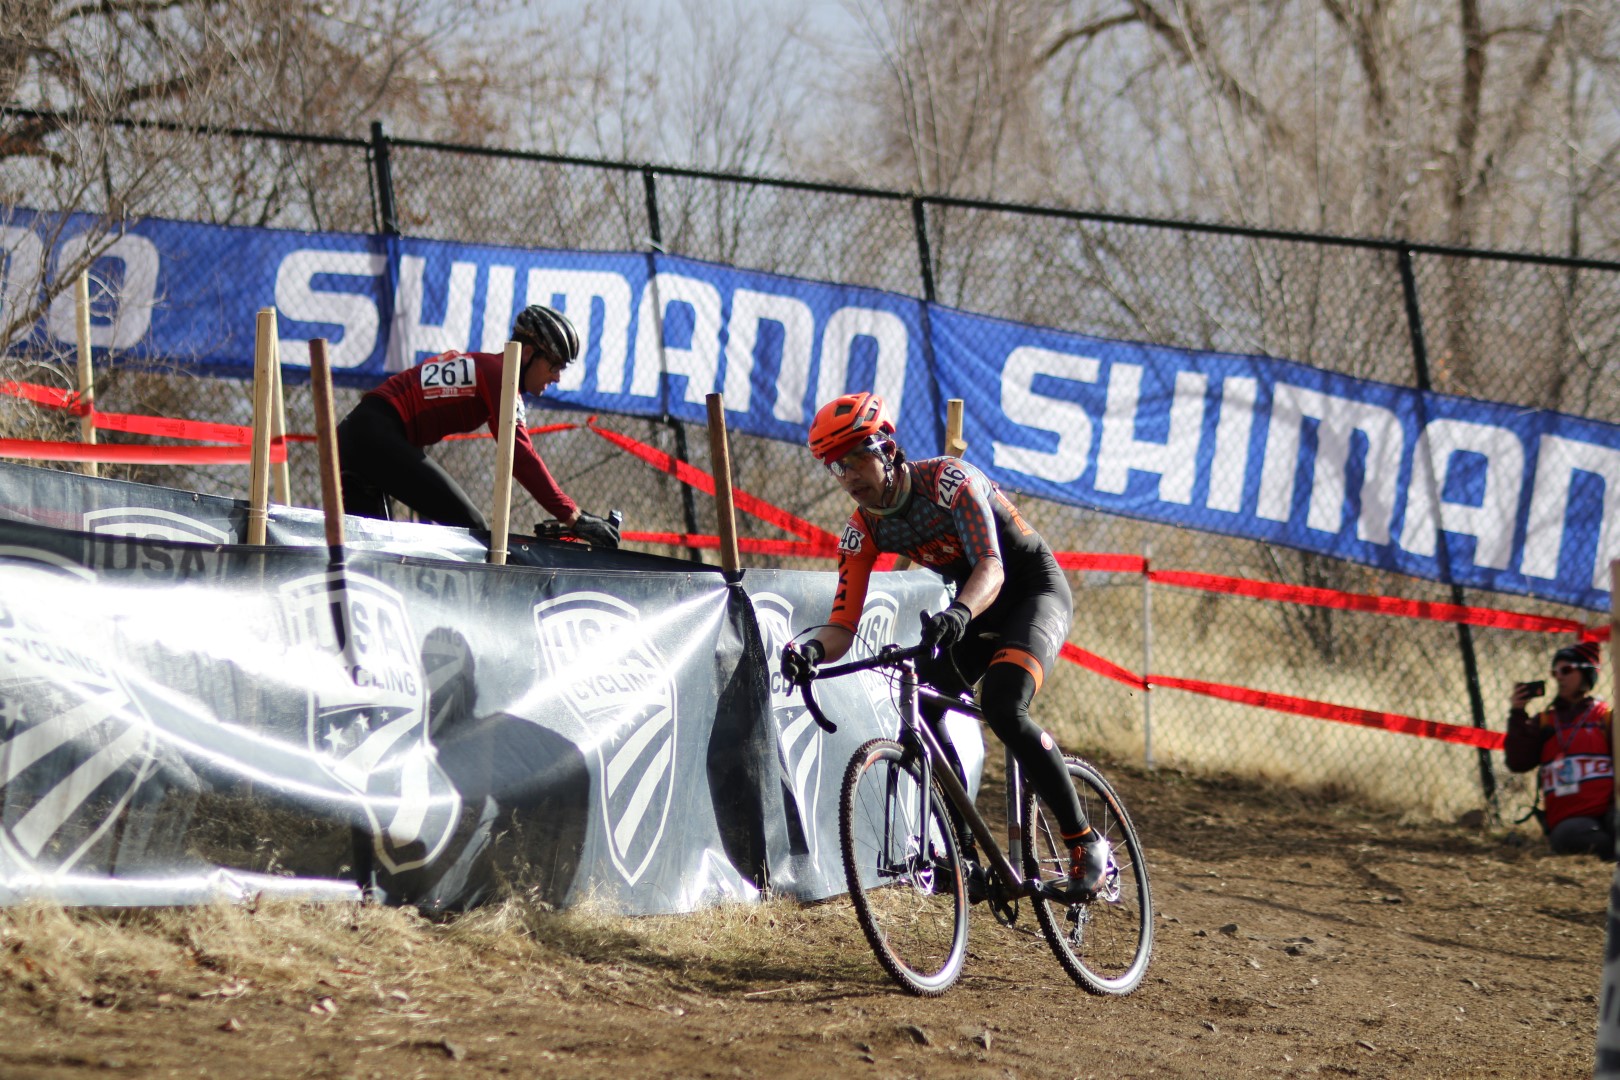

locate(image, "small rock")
[[902, 1024, 931, 1046], [1246, 957, 1262, 969], [309, 997, 337, 1016], [388, 989, 410, 1003], [1201, 1020, 1218, 1033], [1357, 1039, 1378, 1052], [1218, 923, 1239, 936], [439, 1040, 465, 1061], [219, 1017, 242, 1033], [972, 1031, 991, 1050]]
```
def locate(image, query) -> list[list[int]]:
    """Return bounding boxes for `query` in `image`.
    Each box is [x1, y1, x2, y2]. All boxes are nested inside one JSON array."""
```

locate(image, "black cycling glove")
[[780, 639, 825, 684], [922, 602, 972, 650], [570, 511, 621, 550]]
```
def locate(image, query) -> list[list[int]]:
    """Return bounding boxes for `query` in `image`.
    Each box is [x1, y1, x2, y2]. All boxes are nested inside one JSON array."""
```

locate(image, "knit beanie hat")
[[1553, 640, 1603, 689]]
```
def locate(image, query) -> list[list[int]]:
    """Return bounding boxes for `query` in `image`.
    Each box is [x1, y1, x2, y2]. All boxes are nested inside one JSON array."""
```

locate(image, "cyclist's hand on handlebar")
[[570, 510, 621, 550], [780, 640, 825, 685], [921, 602, 972, 650]]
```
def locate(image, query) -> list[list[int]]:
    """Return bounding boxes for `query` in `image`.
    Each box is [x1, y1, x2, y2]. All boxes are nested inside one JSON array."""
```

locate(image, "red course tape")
[[1147, 568, 1587, 636], [1148, 675, 1506, 751], [0, 380, 85, 413], [0, 439, 287, 465], [586, 420, 840, 546], [1057, 643, 1505, 749]]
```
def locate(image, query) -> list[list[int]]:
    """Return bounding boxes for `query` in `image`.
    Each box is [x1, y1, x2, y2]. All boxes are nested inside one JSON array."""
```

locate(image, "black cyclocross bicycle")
[[793, 639, 1153, 997]]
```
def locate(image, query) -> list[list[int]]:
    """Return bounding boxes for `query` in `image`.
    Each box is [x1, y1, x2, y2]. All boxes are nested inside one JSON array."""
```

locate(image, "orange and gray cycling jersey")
[[829, 456, 1057, 632]]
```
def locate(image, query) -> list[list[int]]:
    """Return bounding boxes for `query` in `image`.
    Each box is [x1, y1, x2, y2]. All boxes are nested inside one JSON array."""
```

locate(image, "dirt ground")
[[0, 756, 1608, 1080]]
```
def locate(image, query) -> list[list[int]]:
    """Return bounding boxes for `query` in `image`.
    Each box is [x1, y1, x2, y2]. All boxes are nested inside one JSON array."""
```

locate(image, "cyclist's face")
[[828, 448, 888, 506], [521, 347, 567, 394]]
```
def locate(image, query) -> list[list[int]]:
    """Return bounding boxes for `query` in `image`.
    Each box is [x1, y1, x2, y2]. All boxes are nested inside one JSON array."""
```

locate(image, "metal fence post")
[[911, 196, 947, 453], [911, 197, 937, 303], [370, 121, 399, 236], [1142, 541, 1154, 769], [642, 166, 704, 562], [1397, 247, 1497, 812]]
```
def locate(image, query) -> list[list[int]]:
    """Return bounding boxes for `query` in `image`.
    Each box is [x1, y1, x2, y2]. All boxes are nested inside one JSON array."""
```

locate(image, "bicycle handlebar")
[[533, 508, 623, 545], [791, 640, 937, 735]]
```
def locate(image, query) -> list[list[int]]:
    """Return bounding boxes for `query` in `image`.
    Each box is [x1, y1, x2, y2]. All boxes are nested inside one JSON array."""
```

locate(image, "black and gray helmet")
[[511, 304, 579, 367]]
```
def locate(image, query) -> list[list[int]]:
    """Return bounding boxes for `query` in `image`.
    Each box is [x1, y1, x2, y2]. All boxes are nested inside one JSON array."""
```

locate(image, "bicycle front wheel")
[[840, 738, 968, 996], [1022, 756, 1153, 995]]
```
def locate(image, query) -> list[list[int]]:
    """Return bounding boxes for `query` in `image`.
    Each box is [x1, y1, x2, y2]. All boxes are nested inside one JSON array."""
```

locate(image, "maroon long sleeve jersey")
[[365, 350, 578, 521]]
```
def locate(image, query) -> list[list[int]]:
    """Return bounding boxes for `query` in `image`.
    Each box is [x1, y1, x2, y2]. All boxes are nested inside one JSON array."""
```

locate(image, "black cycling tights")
[[337, 397, 488, 530], [925, 662, 1089, 841]]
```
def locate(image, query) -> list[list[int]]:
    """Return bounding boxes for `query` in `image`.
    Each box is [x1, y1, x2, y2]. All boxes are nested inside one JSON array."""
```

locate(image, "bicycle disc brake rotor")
[[903, 838, 936, 894]]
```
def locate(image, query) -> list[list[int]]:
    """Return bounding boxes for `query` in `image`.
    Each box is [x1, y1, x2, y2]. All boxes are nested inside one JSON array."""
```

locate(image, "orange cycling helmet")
[[808, 392, 895, 463]]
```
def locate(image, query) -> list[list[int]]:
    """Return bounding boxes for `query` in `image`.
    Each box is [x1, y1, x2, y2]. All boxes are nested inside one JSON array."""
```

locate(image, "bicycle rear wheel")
[[839, 737, 968, 996], [1022, 757, 1153, 995]]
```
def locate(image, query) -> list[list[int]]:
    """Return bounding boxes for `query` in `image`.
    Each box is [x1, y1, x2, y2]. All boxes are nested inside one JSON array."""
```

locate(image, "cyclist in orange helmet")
[[782, 391, 1107, 899]]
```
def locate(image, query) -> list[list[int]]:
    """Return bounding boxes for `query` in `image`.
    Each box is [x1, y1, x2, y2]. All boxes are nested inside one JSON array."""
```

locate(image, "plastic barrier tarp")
[[0, 466, 973, 912]]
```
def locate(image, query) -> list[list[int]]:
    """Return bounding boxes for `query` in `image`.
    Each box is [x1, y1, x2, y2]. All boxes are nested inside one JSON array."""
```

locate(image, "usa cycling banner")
[[3, 208, 1615, 610], [0, 468, 962, 911]]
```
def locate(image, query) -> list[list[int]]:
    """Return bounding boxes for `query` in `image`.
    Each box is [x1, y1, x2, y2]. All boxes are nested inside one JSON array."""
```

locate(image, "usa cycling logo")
[[0, 547, 157, 875], [754, 593, 824, 870], [855, 591, 901, 709], [534, 593, 676, 886], [280, 571, 459, 874], [81, 507, 230, 544]]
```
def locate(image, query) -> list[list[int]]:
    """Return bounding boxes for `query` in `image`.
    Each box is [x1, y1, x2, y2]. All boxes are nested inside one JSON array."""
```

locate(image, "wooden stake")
[[308, 339, 345, 550], [270, 326, 292, 506], [944, 398, 967, 457], [74, 272, 97, 477], [488, 341, 522, 565], [247, 309, 276, 545], [706, 393, 740, 576]]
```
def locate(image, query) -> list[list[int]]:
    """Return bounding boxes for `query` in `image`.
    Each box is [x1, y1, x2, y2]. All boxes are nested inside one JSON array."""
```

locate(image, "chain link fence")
[[5, 112, 1618, 823]]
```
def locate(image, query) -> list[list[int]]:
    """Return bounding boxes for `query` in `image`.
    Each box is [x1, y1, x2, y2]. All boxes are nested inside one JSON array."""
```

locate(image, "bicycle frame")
[[800, 642, 1066, 905]]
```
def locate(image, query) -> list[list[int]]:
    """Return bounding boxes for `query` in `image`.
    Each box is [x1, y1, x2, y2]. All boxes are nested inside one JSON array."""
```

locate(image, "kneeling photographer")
[[1504, 641, 1613, 859]]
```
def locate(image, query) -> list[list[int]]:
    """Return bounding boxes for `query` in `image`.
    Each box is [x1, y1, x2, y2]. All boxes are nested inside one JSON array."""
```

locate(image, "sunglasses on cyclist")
[[825, 447, 881, 478], [1551, 664, 1585, 677]]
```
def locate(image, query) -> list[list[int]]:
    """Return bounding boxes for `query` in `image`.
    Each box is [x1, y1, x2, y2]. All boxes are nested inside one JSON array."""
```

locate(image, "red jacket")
[[365, 350, 577, 521], [1505, 697, 1613, 828]]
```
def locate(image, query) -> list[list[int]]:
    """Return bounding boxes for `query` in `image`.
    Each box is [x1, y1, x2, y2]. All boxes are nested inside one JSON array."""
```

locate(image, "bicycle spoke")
[[1022, 758, 1153, 995], [841, 739, 968, 996]]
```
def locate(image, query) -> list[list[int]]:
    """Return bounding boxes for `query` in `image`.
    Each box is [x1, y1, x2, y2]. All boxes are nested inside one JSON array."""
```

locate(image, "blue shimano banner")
[[930, 307, 1618, 611], [3, 209, 1615, 610], [0, 208, 942, 439]]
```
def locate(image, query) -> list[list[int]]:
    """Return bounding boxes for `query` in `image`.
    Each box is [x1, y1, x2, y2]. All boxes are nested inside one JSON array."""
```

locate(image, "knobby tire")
[[1022, 756, 1153, 995], [839, 737, 968, 996]]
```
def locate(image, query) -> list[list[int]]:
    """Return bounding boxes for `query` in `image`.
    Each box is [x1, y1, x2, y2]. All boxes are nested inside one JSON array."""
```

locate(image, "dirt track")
[[0, 757, 1607, 1079]]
